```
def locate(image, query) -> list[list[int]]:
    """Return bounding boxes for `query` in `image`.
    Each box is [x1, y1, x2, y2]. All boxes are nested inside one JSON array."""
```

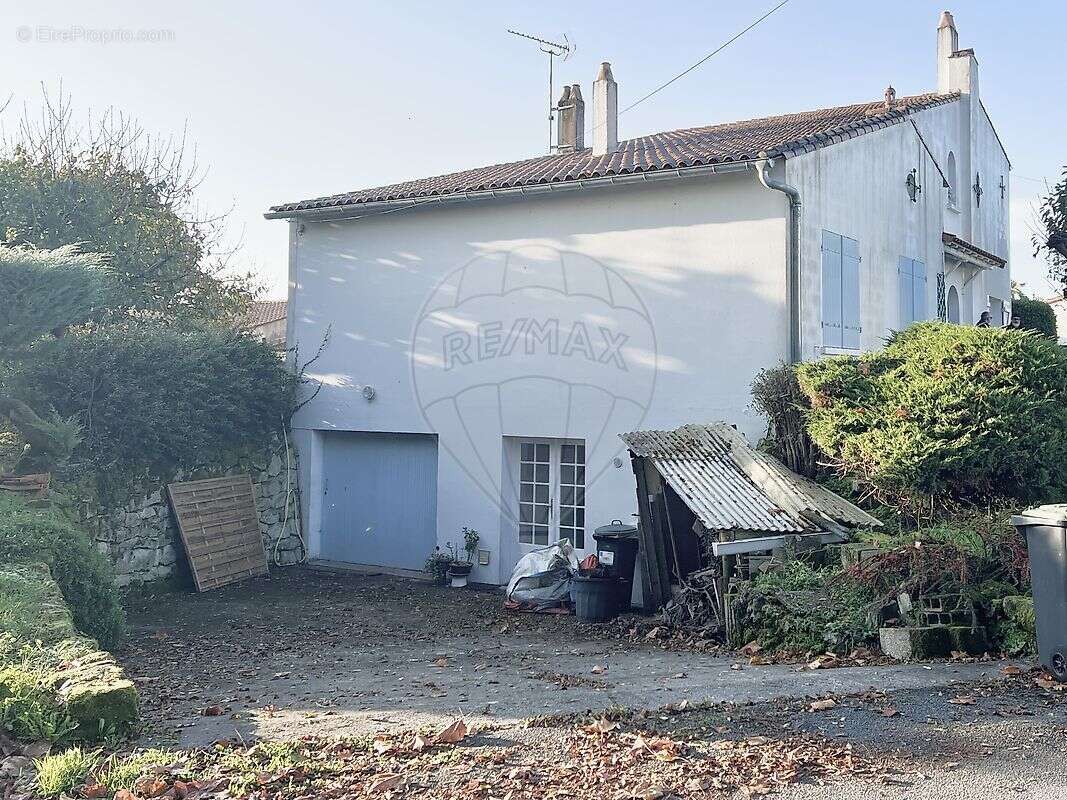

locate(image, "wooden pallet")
[[0, 472, 50, 498], [168, 475, 267, 592]]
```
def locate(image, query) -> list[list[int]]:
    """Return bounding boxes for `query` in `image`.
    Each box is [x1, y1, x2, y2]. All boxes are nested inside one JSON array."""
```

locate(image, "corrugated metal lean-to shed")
[[168, 475, 268, 592], [620, 423, 881, 620]]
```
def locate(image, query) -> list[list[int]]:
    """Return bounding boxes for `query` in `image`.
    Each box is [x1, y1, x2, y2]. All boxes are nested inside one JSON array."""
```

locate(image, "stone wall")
[[87, 437, 305, 586]]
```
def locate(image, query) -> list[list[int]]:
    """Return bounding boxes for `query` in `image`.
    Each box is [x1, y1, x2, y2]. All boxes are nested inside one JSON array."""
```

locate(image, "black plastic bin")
[[1012, 505, 1067, 680], [572, 575, 618, 622], [593, 520, 640, 613]]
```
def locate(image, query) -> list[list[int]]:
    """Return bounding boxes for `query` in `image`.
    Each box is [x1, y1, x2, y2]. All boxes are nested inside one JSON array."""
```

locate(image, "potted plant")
[[446, 527, 480, 588], [424, 547, 452, 586]]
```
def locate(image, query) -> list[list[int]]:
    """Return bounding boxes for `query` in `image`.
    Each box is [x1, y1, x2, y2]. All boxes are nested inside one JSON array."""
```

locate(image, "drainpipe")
[[753, 154, 802, 364]]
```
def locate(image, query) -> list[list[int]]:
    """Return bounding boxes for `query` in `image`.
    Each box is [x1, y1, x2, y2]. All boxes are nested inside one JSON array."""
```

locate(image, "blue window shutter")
[[898, 256, 914, 327], [841, 237, 861, 349], [821, 231, 843, 348], [911, 259, 927, 322]]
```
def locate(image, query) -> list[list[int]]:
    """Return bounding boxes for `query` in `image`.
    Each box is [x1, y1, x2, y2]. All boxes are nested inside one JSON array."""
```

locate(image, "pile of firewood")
[[661, 567, 725, 637]]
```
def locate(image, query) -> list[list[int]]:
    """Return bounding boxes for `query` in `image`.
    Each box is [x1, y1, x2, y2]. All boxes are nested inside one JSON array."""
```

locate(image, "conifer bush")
[[1012, 295, 1058, 339], [796, 322, 1067, 508]]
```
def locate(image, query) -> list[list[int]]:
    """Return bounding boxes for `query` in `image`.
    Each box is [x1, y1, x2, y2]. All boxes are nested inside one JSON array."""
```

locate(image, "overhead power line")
[[601, 0, 791, 128]]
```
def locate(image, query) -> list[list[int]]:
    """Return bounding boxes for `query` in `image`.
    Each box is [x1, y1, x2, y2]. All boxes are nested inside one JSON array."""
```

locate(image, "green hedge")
[[1012, 296, 1058, 339], [0, 493, 124, 648], [19, 323, 297, 497], [797, 322, 1067, 507]]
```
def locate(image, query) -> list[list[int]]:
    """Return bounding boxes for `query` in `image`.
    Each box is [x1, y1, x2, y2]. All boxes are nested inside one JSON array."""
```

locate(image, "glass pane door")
[[516, 439, 586, 551], [558, 443, 586, 548], [519, 442, 551, 545]]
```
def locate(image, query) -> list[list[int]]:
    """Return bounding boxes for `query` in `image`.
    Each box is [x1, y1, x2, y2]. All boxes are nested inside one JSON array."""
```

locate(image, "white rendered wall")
[[788, 99, 1011, 353], [286, 174, 788, 584]]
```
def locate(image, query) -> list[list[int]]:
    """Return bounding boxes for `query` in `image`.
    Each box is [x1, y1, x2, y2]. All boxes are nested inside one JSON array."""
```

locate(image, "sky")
[[0, 0, 1063, 299]]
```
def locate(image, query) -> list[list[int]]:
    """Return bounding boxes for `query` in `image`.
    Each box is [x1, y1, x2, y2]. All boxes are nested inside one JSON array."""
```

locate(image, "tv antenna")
[[507, 29, 574, 153]]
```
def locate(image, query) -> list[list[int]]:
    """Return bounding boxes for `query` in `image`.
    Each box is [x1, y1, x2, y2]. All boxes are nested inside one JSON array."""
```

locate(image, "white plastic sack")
[[506, 540, 579, 607]]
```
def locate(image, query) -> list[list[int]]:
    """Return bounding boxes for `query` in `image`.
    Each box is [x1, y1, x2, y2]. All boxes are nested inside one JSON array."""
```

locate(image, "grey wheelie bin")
[[1011, 505, 1067, 680]]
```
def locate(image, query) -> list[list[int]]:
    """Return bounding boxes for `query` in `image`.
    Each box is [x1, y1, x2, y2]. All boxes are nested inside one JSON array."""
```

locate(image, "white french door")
[[517, 439, 586, 553]]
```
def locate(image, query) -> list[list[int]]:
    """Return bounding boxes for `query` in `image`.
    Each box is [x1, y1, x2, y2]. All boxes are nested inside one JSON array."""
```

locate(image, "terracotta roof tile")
[[942, 232, 1006, 268], [270, 93, 959, 215], [242, 300, 287, 329]]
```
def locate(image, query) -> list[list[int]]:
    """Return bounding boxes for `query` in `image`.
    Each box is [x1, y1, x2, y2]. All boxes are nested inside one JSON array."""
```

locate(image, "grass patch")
[[0, 663, 79, 742], [218, 741, 310, 795], [34, 746, 101, 797], [95, 749, 181, 793]]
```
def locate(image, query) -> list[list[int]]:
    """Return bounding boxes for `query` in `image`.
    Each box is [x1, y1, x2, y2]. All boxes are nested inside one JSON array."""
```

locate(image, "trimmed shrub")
[[797, 322, 1067, 508], [1012, 296, 1058, 339], [0, 494, 124, 648], [18, 322, 297, 499]]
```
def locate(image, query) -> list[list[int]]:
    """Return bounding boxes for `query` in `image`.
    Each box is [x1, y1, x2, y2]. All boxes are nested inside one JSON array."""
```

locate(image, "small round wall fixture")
[[362, 385, 376, 402], [906, 169, 921, 203], [612, 456, 624, 468]]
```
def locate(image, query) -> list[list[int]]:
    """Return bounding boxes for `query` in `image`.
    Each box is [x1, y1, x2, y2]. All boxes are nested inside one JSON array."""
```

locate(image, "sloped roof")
[[942, 232, 1006, 269], [243, 300, 287, 329], [620, 423, 881, 535], [270, 93, 958, 215]]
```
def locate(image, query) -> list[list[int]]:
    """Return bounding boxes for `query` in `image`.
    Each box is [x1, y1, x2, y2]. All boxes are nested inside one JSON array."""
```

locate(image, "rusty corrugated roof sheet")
[[620, 423, 881, 535], [270, 93, 958, 215]]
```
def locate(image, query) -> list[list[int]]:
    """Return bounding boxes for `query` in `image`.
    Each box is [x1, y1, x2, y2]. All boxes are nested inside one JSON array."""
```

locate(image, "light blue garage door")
[[320, 432, 438, 570]]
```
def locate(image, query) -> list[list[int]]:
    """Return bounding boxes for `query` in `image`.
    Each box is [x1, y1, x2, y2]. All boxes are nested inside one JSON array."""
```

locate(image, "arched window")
[[947, 286, 960, 323], [946, 151, 958, 207]]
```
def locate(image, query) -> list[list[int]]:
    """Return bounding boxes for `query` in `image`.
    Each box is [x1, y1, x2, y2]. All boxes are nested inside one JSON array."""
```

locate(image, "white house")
[[1045, 296, 1067, 344], [267, 11, 1010, 585]]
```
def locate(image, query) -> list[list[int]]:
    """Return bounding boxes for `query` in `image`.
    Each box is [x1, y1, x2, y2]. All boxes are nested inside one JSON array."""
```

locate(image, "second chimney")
[[592, 62, 618, 156], [556, 84, 585, 153]]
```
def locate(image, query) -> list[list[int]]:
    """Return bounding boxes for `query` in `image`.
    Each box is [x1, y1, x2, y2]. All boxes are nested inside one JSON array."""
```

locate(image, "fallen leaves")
[[948, 694, 978, 705], [880, 706, 901, 717], [368, 773, 404, 792], [1034, 675, 1066, 691], [807, 653, 840, 670], [435, 719, 468, 744], [373, 718, 470, 756], [582, 716, 619, 734], [808, 698, 838, 712]]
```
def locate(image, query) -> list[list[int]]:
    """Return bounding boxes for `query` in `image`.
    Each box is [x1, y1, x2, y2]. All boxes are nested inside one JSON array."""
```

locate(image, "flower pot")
[[447, 561, 473, 588]]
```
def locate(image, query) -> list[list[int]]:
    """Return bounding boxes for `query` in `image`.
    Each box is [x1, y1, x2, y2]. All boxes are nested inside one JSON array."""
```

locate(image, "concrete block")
[[879, 626, 952, 661], [948, 626, 989, 655]]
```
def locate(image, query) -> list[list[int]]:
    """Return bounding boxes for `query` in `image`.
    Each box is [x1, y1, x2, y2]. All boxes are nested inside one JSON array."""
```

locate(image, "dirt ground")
[[115, 568, 1067, 799]]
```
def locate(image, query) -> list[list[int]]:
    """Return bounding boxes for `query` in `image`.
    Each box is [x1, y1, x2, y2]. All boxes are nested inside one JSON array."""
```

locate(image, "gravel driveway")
[[120, 568, 1003, 746], [116, 568, 1067, 798]]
